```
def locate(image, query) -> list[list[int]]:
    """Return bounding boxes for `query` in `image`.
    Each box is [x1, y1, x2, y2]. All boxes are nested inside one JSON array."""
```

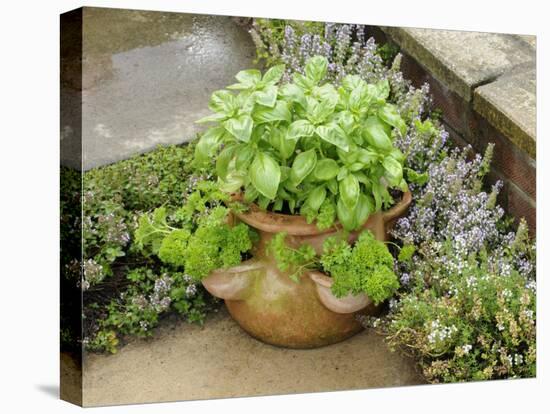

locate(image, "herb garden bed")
[[62, 18, 536, 387]]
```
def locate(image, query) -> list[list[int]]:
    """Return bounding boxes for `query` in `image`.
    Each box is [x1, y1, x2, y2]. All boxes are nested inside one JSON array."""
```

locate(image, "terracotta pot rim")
[[231, 191, 412, 236]]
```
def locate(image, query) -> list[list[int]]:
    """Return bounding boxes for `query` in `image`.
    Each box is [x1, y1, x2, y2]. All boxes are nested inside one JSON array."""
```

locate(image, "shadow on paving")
[[78, 307, 425, 407]]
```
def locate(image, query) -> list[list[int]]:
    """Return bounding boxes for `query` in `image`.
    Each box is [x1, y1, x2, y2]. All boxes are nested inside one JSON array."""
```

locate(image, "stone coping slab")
[[474, 67, 536, 159], [383, 27, 535, 101]]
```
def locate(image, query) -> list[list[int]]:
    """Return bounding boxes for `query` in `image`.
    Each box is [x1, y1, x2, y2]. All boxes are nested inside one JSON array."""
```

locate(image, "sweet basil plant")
[[195, 55, 408, 231]]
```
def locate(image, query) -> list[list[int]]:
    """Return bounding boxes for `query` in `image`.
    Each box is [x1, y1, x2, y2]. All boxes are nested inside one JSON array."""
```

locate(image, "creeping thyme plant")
[[250, 19, 536, 382], [62, 144, 221, 353]]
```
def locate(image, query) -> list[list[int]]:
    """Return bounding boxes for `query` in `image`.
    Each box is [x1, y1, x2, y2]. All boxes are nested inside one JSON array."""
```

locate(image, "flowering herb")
[[195, 55, 408, 231]]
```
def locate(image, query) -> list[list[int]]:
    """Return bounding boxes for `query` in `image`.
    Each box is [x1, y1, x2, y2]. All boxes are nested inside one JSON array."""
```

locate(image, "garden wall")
[[380, 27, 536, 231]]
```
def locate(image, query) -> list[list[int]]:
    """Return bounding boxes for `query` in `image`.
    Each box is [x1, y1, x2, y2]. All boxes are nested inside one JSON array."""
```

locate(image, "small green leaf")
[[342, 75, 365, 91], [196, 112, 227, 124], [279, 83, 307, 108], [195, 126, 225, 163], [290, 149, 317, 185], [314, 159, 340, 181], [234, 69, 262, 88], [382, 156, 403, 186], [327, 178, 338, 195], [270, 127, 296, 160], [378, 103, 407, 135], [262, 64, 285, 85], [293, 72, 315, 91], [253, 101, 292, 124], [254, 86, 278, 107], [208, 90, 235, 114], [235, 145, 256, 171], [305, 56, 328, 83], [250, 152, 281, 200], [374, 79, 390, 101], [363, 116, 392, 151], [336, 197, 356, 231], [216, 145, 237, 179], [223, 115, 253, 142], [354, 194, 373, 228], [339, 174, 360, 210], [313, 84, 339, 106], [218, 171, 245, 193], [287, 120, 315, 140], [316, 123, 349, 152], [305, 186, 327, 212]]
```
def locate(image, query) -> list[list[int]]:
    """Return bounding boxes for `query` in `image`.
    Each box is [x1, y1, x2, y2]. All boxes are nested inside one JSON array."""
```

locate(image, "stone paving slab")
[[79, 308, 424, 407], [474, 66, 536, 159], [383, 27, 535, 101], [61, 8, 256, 170]]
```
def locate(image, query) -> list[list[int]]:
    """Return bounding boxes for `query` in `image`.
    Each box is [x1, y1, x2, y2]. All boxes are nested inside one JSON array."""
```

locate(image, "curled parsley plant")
[[321, 231, 399, 304], [266, 230, 399, 305], [135, 187, 256, 282], [195, 55, 408, 231]]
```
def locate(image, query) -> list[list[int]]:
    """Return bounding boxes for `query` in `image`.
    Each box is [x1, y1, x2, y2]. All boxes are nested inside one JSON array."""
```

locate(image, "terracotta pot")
[[202, 191, 412, 349]]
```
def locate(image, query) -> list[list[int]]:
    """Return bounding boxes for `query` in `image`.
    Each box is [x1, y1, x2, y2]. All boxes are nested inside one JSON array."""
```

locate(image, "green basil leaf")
[[339, 173, 360, 210], [305, 186, 327, 212], [357, 148, 378, 165], [290, 149, 317, 185], [208, 90, 235, 114], [374, 79, 390, 101], [313, 159, 340, 181], [308, 98, 336, 124], [262, 64, 285, 85], [313, 84, 339, 107], [250, 152, 281, 200], [349, 162, 365, 172], [287, 120, 315, 140], [363, 116, 392, 151], [235, 145, 256, 171], [354, 194, 373, 228], [244, 184, 259, 203], [341, 75, 365, 91], [316, 123, 350, 152], [253, 101, 292, 124], [371, 180, 383, 211], [195, 126, 225, 163], [216, 145, 237, 179], [336, 110, 356, 135], [218, 171, 245, 193], [378, 103, 407, 135], [305, 56, 328, 83], [254, 86, 278, 108], [327, 178, 338, 195], [336, 197, 356, 231], [279, 83, 307, 108], [382, 156, 403, 185], [234, 69, 262, 88], [223, 114, 253, 142], [293, 72, 315, 91], [271, 127, 296, 160], [196, 112, 227, 124]]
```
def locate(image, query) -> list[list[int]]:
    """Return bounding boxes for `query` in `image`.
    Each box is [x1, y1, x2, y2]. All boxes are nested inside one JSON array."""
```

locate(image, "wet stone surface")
[[80, 308, 424, 406], [61, 8, 256, 170]]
